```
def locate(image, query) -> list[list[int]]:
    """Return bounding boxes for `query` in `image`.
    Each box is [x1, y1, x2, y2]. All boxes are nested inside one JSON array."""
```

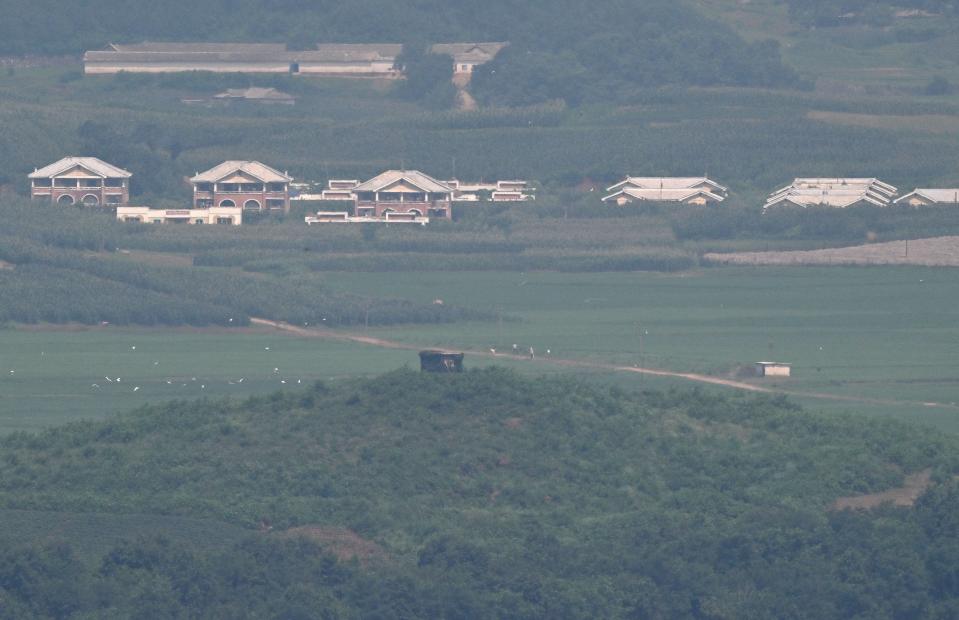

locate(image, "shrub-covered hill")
[[1, 369, 959, 617]]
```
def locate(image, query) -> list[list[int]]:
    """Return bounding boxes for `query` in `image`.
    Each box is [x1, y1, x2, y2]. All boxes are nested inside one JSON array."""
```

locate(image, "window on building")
[[243, 199, 261, 210], [266, 198, 285, 210], [104, 178, 124, 187], [57, 194, 75, 205], [54, 178, 78, 187], [219, 199, 236, 207], [216, 217, 233, 225], [81, 195, 99, 207], [267, 183, 286, 192], [105, 195, 121, 205], [32, 178, 52, 187], [195, 182, 213, 192]]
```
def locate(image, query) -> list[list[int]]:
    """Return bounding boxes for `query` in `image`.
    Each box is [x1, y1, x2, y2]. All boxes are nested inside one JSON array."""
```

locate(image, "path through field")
[[705, 236, 959, 267], [250, 318, 959, 412]]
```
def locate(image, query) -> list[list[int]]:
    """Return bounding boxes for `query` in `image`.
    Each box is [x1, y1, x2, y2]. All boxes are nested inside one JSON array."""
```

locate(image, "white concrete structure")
[[765, 178, 898, 211], [603, 177, 727, 206], [894, 189, 959, 207], [446, 179, 534, 202], [117, 206, 241, 225], [305, 211, 428, 225]]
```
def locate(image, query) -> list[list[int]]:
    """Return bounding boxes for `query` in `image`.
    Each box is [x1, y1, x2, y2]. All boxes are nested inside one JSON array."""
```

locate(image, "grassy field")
[[318, 266, 959, 431], [4, 266, 958, 434]]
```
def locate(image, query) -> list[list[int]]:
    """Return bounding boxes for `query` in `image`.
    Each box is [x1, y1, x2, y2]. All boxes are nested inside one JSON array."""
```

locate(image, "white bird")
[[104, 376, 112, 382], [8, 370, 13, 375], [265, 347, 271, 351], [273, 367, 279, 374], [490, 348, 496, 354], [237, 378, 245, 383], [201, 385, 205, 389], [297, 379, 301, 384], [130, 346, 136, 350], [91, 384, 100, 389], [191, 377, 197, 381], [281, 380, 287, 384], [133, 386, 140, 392], [116, 377, 121, 383], [228, 318, 234, 323], [153, 361, 159, 366], [166, 380, 173, 385]]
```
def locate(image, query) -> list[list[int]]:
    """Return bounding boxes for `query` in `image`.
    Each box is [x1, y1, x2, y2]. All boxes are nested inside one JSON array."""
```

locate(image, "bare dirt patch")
[[705, 236, 959, 267], [282, 526, 387, 565], [831, 469, 932, 511]]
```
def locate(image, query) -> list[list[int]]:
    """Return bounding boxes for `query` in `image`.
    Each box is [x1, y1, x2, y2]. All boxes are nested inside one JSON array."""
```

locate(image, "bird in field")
[[130, 346, 136, 351], [133, 387, 140, 392], [490, 348, 496, 354], [265, 347, 271, 351], [237, 378, 245, 383], [104, 376, 112, 382], [91, 384, 100, 389], [166, 380, 173, 385], [281, 380, 287, 384]]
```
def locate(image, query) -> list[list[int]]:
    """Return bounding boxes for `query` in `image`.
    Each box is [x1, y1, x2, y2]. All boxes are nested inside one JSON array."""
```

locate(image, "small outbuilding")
[[755, 362, 791, 378], [419, 350, 465, 373]]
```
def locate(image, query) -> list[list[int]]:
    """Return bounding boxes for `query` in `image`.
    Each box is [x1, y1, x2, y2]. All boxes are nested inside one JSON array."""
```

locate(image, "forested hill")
[[1, 1, 800, 100], [1, 368, 958, 617]]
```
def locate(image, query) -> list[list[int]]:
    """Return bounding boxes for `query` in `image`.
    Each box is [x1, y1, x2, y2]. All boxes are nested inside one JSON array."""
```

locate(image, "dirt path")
[[831, 469, 933, 510], [705, 236, 959, 267], [250, 318, 959, 411]]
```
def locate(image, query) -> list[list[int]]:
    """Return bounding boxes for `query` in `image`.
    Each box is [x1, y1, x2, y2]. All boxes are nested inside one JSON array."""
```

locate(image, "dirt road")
[[705, 236, 959, 267], [251, 318, 959, 411]]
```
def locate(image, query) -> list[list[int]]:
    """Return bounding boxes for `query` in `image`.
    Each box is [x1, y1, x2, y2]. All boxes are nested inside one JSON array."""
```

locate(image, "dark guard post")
[[419, 350, 465, 373]]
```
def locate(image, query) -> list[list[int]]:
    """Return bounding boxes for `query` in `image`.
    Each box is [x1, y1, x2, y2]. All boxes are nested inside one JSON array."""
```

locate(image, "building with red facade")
[[352, 170, 454, 220], [190, 161, 292, 212], [29, 157, 131, 207]]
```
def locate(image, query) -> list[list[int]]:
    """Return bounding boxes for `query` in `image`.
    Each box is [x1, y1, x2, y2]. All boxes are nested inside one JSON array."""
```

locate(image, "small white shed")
[[755, 362, 791, 378]]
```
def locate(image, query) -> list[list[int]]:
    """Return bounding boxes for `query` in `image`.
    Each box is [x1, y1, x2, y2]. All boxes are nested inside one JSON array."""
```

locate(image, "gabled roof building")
[[430, 42, 508, 77], [29, 157, 132, 207], [603, 177, 728, 206], [190, 161, 292, 212], [353, 170, 454, 220], [764, 178, 898, 211], [894, 189, 959, 207]]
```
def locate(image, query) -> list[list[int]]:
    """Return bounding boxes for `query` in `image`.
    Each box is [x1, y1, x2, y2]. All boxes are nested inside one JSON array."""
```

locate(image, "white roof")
[[430, 42, 508, 63], [602, 187, 725, 203], [214, 87, 294, 100], [190, 161, 291, 184], [29, 157, 132, 179], [764, 190, 888, 209], [775, 178, 898, 196], [894, 189, 959, 204], [606, 176, 727, 193], [353, 170, 453, 194]]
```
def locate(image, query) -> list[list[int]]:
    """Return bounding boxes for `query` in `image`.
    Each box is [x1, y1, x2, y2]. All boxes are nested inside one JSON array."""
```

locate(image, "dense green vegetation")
[[0, 369, 957, 617]]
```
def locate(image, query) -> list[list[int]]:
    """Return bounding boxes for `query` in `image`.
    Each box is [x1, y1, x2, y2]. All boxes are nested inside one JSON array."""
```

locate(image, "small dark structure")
[[419, 350, 464, 373]]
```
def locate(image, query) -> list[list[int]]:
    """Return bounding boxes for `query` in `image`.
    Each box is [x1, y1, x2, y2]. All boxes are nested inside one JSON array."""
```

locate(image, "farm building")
[[764, 178, 898, 211], [84, 42, 401, 77], [754, 362, 791, 377], [352, 170, 454, 220], [430, 42, 508, 81], [419, 350, 465, 373], [602, 177, 727, 206], [117, 206, 241, 225], [29, 157, 131, 207], [190, 161, 292, 212], [894, 189, 959, 207]]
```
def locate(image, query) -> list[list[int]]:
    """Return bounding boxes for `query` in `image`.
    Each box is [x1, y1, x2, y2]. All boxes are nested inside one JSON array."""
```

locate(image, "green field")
[[4, 265, 959, 434], [318, 266, 959, 430]]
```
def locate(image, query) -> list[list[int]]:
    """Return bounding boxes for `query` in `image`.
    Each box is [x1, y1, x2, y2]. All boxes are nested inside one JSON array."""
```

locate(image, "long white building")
[[764, 178, 898, 210]]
